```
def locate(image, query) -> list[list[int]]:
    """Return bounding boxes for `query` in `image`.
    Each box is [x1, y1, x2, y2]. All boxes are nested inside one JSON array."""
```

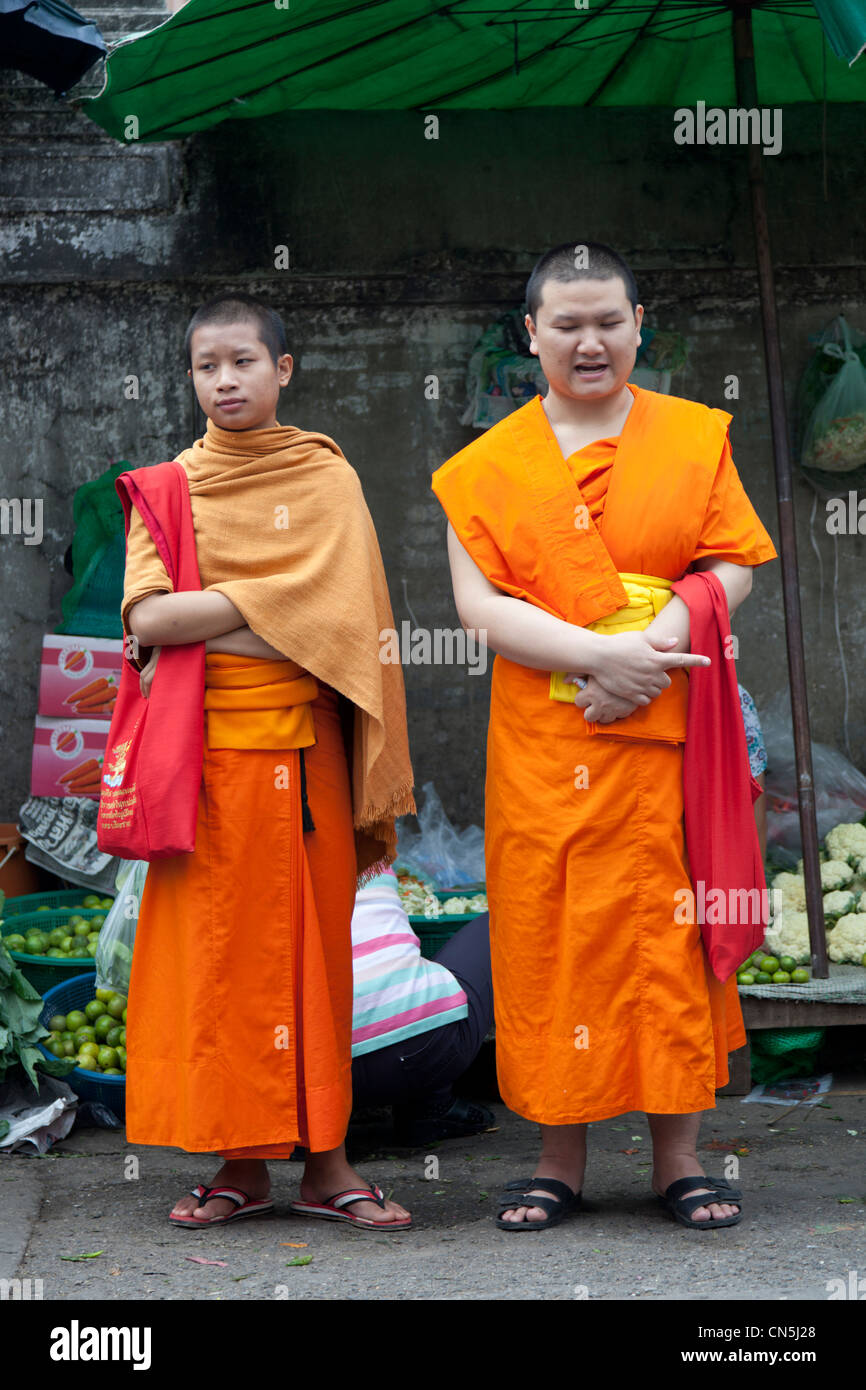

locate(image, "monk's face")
[[526, 278, 643, 403], [187, 320, 293, 429]]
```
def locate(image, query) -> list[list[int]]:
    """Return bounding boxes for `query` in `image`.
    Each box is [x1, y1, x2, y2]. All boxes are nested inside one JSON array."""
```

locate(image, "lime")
[[73, 921, 90, 938], [45, 1039, 65, 1058], [122, 1008, 127, 1024], [105, 1025, 123, 1048], [24, 934, 47, 955], [4, 934, 26, 952], [94, 1015, 114, 1040], [35, 904, 51, 912], [750, 951, 766, 967], [46, 948, 65, 958], [59, 936, 75, 954], [118, 1027, 126, 1047], [772, 970, 791, 984], [97, 1045, 119, 1069], [76, 1055, 100, 1073], [66, 1011, 87, 1032], [737, 971, 756, 986], [79, 1041, 100, 1057], [60, 1031, 74, 1042], [95, 988, 114, 1003], [755, 971, 773, 984], [67, 915, 85, 927], [791, 968, 810, 983], [90, 915, 105, 928], [759, 956, 780, 975], [85, 944, 98, 958], [84, 999, 104, 1022], [73, 1026, 96, 1047], [116, 1046, 127, 1071], [82, 895, 102, 908], [61, 1039, 76, 1057], [48, 928, 66, 947], [100, 898, 113, 909], [103, 1068, 123, 1076], [106, 996, 126, 1020], [778, 956, 797, 973]]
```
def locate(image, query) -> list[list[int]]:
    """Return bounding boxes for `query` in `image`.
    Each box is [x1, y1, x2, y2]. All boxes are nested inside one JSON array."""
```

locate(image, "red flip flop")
[[289, 1181, 412, 1230], [169, 1183, 275, 1228]]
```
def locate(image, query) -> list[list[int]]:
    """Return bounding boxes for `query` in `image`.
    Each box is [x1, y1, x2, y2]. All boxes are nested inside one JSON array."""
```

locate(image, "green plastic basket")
[[1, 909, 106, 993], [756, 1027, 826, 1056], [2, 890, 102, 917]]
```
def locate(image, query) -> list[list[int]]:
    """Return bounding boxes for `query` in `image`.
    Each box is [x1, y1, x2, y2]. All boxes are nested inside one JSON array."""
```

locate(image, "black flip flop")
[[496, 1176, 583, 1231], [657, 1175, 743, 1229]]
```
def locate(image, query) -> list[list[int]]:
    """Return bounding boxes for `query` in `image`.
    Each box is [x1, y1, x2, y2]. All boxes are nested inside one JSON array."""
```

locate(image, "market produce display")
[[43, 987, 128, 1074], [439, 893, 488, 914], [2, 894, 113, 960], [761, 820, 866, 969], [737, 951, 810, 988], [395, 870, 488, 919], [0, 938, 77, 1093]]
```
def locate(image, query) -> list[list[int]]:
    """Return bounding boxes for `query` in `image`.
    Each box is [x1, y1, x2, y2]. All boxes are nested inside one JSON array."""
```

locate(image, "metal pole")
[[732, 2, 828, 975]]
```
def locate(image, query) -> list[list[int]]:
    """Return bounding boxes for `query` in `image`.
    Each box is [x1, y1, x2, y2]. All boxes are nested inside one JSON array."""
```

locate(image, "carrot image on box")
[[114, 294, 416, 1231]]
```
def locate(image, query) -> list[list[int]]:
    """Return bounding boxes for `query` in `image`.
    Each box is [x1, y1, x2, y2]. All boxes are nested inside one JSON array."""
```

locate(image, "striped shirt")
[[351, 869, 469, 1057]]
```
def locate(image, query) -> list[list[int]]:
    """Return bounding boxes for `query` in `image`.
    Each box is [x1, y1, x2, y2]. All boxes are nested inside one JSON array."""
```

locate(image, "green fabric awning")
[[78, 0, 866, 145]]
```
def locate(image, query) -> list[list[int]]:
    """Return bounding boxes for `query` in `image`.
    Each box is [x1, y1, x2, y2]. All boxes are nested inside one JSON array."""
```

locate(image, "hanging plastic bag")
[[95, 859, 148, 993], [801, 316, 866, 474], [396, 782, 486, 888]]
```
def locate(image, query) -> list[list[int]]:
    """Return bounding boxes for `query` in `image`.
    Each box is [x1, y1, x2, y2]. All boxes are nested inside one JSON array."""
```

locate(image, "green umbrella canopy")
[[78, 0, 866, 144]]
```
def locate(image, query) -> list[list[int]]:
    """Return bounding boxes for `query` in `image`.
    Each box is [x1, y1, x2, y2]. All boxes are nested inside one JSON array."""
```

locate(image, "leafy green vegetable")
[[0, 939, 77, 1087]]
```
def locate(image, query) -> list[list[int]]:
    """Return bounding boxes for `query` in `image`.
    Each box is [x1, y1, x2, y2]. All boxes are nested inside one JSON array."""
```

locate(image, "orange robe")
[[432, 387, 777, 1124], [124, 662, 357, 1155]]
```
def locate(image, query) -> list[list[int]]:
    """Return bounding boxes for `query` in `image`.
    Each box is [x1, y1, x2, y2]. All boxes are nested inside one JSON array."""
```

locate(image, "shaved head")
[[526, 243, 639, 320]]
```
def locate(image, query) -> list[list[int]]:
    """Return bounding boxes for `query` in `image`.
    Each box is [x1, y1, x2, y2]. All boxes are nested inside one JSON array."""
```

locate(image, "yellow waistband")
[[202, 654, 318, 749], [551, 571, 674, 703]]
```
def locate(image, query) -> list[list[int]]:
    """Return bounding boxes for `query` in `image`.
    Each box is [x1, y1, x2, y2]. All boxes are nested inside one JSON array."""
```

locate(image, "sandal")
[[289, 1181, 412, 1230], [168, 1183, 274, 1228], [496, 1176, 583, 1231], [657, 1175, 743, 1229]]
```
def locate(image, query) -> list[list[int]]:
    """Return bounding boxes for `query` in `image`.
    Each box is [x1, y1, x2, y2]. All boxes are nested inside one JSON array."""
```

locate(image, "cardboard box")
[[38, 635, 123, 720], [31, 716, 111, 799]]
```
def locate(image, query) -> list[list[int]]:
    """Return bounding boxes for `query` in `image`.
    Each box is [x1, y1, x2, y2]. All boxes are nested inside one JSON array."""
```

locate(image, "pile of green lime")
[[43, 988, 128, 1074], [737, 952, 810, 987], [4, 894, 113, 960]]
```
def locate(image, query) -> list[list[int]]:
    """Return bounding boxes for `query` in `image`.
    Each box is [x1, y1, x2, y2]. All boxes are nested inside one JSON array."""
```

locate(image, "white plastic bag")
[[396, 782, 486, 888], [95, 859, 148, 993]]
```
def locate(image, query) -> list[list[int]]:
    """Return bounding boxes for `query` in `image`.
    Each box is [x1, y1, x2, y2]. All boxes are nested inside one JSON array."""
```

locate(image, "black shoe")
[[392, 1096, 496, 1146]]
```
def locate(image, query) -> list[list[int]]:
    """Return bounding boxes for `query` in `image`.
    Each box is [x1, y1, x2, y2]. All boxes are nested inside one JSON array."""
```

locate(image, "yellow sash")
[[203, 654, 318, 749], [550, 572, 674, 703]]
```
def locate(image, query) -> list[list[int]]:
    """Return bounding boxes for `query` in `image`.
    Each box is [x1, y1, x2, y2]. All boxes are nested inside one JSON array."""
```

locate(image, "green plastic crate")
[[1, 909, 106, 993], [2, 890, 98, 917]]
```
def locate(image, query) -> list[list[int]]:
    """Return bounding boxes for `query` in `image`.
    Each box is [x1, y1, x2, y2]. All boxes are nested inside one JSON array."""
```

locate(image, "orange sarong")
[[125, 658, 356, 1155], [432, 387, 777, 1124]]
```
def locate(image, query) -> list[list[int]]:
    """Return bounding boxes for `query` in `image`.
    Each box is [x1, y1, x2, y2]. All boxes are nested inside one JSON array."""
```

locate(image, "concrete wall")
[[2, 4, 865, 829]]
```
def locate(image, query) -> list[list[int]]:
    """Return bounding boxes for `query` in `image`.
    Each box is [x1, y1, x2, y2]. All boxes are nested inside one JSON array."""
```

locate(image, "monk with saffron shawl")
[[432, 244, 777, 1231], [122, 294, 415, 1230]]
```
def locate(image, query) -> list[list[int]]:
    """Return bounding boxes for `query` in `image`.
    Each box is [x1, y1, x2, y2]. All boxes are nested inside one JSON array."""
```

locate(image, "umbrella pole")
[[732, 3, 828, 976]]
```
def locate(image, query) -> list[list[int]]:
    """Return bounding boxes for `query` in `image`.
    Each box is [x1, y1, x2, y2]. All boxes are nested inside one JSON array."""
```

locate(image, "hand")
[[571, 675, 640, 724], [139, 645, 161, 700], [590, 632, 709, 705]]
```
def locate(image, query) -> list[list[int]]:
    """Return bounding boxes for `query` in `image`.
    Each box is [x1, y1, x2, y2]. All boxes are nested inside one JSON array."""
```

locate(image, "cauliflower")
[[823, 890, 856, 922], [825, 822, 866, 867], [771, 872, 807, 912], [821, 859, 855, 891], [761, 910, 811, 965], [858, 891, 866, 914], [827, 913, 866, 964]]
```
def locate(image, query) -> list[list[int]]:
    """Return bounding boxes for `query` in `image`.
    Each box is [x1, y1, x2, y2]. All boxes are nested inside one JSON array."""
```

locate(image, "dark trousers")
[[351, 912, 493, 1112]]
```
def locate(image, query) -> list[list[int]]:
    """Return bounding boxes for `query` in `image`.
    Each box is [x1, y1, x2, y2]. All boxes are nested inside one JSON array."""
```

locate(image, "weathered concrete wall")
[[2, 5, 865, 828]]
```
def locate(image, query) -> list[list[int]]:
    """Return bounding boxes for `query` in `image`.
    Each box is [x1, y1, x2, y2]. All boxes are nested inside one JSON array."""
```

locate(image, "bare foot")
[[170, 1160, 270, 1223], [300, 1148, 410, 1225], [652, 1158, 740, 1222]]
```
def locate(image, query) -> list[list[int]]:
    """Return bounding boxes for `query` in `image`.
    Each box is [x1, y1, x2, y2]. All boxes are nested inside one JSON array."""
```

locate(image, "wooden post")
[[732, 2, 828, 975]]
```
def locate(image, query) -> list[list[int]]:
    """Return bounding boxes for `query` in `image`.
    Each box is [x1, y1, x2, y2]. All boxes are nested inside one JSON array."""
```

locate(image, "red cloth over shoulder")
[[97, 460, 205, 860], [671, 570, 767, 982]]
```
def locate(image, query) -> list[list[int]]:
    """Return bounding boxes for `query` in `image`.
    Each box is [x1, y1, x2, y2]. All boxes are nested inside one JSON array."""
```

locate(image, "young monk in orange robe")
[[122, 294, 415, 1229], [432, 244, 777, 1231]]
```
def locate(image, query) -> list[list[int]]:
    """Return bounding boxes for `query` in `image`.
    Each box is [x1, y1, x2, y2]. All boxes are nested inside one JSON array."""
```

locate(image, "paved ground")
[[4, 1074, 866, 1301]]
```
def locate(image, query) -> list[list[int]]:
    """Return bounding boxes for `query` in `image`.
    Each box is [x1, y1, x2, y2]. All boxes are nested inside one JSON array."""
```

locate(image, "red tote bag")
[[671, 571, 768, 982], [96, 460, 205, 860]]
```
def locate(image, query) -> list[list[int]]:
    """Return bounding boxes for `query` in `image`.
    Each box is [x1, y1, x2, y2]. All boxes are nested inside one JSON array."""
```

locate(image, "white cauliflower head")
[[771, 872, 807, 912], [761, 910, 811, 965], [827, 914, 866, 964], [825, 822, 866, 867], [820, 859, 855, 891], [823, 890, 857, 922]]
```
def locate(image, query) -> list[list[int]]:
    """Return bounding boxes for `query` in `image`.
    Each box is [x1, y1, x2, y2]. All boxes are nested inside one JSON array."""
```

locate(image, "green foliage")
[[0, 939, 77, 1088]]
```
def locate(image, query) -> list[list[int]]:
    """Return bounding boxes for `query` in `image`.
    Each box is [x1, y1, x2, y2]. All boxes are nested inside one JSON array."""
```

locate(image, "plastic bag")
[[396, 782, 486, 888], [95, 858, 148, 993], [761, 691, 866, 868], [801, 316, 866, 474]]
